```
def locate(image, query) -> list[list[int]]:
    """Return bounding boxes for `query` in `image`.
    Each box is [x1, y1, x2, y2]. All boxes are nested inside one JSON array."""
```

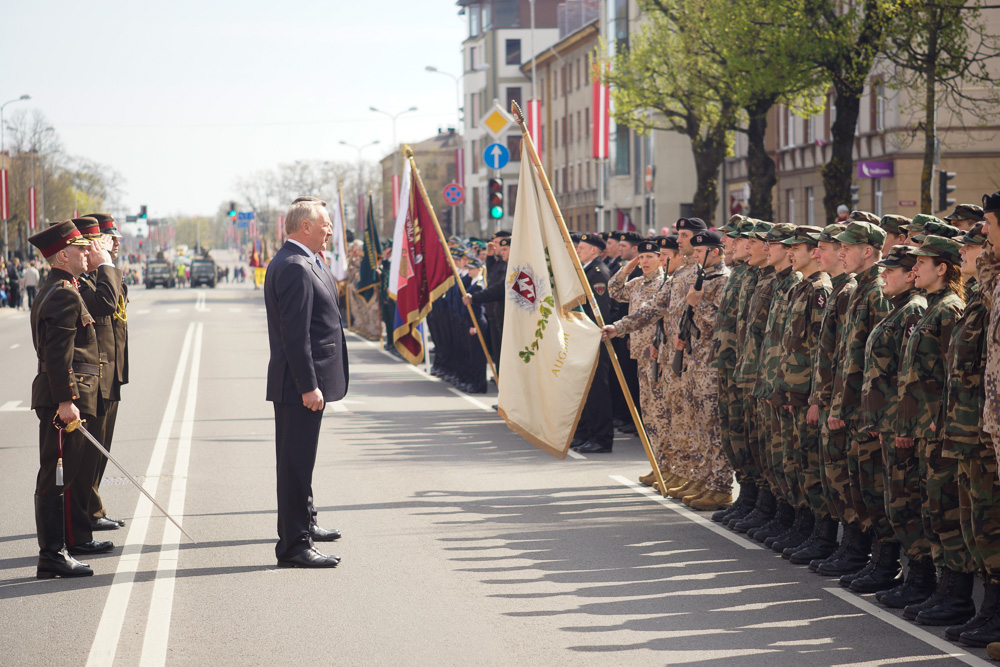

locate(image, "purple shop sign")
[[857, 161, 894, 178]]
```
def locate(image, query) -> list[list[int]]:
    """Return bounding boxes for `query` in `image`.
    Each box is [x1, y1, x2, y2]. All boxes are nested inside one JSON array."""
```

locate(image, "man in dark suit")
[[264, 196, 349, 568]]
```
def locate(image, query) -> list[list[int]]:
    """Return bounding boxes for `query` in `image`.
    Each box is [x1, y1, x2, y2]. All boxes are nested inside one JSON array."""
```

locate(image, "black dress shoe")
[[310, 526, 342, 542], [277, 548, 340, 568], [91, 517, 125, 531], [574, 441, 612, 454], [67, 540, 115, 555]]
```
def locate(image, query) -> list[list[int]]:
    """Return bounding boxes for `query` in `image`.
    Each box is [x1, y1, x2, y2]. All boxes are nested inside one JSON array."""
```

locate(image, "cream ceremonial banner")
[[497, 152, 602, 458]]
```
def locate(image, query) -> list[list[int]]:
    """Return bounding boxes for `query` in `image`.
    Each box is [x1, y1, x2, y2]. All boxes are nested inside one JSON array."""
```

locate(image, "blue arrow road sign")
[[483, 143, 510, 170]]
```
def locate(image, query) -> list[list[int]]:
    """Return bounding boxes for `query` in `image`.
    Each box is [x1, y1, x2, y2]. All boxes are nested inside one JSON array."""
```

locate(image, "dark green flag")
[[357, 192, 382, 302]]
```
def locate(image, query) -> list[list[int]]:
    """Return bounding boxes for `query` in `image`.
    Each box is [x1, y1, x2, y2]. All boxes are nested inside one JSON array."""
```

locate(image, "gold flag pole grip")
[[404, 146, 500, 389], [509, 101, 667, 496]]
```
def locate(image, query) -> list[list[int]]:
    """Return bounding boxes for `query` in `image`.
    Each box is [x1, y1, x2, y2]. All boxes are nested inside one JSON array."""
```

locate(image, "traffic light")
[[229, 201, 237, 224], [938, 170, 957, 212], [140, 205, 147, 219], [488, 178, 504, 220], [850, 185, 860, 208]]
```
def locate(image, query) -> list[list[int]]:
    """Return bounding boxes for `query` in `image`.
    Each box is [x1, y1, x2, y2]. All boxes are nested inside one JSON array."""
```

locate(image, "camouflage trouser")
[[885, 439, 932, 561], [821, 421, 853, 525], [756, 399, 781, 496], [728, 382, 759, 484], [741, 385, 769, 490], [790, 406, 826, 516], [768, 403, 794, 505], [716, 369, 741, 483], [921, 438, 975, 573], [638, 360, 670, 472], [684, 368, 733, 494], [958, 454, 1000, 582], [662, 372, 692, 478], [849, 429, 893, 541]]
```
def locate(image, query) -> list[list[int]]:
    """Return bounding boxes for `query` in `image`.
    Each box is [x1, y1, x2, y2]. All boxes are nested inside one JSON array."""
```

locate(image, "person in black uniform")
[[572, 232, 615, 453], [463, 233, 509, 376], [610, 231, 643, 434], [77, 213, 129, 531], [29, 220, 112, 579], [379, 240, 395, 352]]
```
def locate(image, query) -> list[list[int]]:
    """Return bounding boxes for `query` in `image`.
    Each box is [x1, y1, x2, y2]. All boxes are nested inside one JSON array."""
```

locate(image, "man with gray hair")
[[264, 196, 350, 568]]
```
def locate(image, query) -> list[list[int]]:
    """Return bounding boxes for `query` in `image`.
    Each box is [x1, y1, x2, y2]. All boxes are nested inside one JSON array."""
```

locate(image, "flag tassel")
[[510, 101, 667, 495], [404, 146, 499, 388]]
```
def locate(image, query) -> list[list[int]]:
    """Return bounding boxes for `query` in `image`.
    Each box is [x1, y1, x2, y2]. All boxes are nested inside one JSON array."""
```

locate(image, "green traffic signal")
[[490, 205, 504, 219]]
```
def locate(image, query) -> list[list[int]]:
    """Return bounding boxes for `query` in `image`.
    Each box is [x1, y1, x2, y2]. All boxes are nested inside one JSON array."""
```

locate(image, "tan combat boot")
[[667, 479, 697, 499], [689, 490, 734, 512], [638, 471, 656, 486], [680, 483, 706, 505]]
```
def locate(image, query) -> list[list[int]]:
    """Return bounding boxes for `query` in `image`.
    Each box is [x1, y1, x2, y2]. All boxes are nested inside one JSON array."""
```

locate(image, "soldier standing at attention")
[[895, 235, 975, 627], [854, 246, 926, 599], [879, 215, 912, 255], [28, 220, 109, 579], [943, 203, 986, 232], [769, 226, 829, 555]]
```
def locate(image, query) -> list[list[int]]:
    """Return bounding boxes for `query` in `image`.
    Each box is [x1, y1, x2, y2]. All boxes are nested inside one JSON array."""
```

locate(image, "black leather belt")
[[38, 362, 100, 376]]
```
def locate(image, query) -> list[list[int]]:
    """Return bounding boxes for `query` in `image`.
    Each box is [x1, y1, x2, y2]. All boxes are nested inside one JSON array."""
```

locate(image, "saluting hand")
[[302, 388, 325, 412]]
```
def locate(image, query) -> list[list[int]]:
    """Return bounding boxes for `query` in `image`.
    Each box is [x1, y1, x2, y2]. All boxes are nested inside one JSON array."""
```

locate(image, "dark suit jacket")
[[264, 241, 349, 404]]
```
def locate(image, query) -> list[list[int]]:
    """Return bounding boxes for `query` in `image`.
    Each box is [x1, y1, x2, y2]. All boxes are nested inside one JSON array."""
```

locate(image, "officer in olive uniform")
[[572, 232, 614, 453], [29, 220, 111, 579]]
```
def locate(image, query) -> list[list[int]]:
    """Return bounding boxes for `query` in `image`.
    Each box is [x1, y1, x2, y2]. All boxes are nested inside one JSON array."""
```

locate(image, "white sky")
[[0, 0, 467, 217]]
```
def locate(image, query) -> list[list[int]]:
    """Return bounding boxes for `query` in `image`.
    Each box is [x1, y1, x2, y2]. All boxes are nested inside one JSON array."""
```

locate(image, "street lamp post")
[[1, 94, 31, 260], [369, 106, 418, 180], [38, 127, 54, 229], [338, 139, 380, 232]]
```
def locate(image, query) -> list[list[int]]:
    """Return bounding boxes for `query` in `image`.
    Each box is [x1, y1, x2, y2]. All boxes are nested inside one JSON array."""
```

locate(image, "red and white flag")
[[592, 78, 609, 160], [0, 169, 8, 220], [29, 187, 36, 230], [525, 99, 542, 161]]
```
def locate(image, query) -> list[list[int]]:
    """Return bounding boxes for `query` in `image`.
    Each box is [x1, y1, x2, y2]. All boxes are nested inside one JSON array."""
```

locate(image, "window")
[[585, 108, 590, 137], [505, 39, 521, 65], [566, 115, 572, 145], [471, 139, 478, 174], [806, 187, 815, 226], [804, 115, 813, 144], [577, 111, 581, 142], [614, 126, 630, 175], [554, 119, 559, 147], [577, 58, 582, 89], [614, 0, 629, 55], [506, 135, 521, 161], [506, 87, 522, 112], [633, 132, 642, 195], [469, 46, 477, 71], [873, 80, 886, 132], [786, 188, 796, 225], [468, 6, 480, 38]]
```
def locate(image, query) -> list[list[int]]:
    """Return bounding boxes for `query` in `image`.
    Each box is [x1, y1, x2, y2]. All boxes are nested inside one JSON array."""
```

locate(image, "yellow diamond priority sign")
[[479, 104, 513, 139]]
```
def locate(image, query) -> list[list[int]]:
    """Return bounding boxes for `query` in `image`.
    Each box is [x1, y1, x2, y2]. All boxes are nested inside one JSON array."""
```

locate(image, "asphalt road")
[[0, 281, 993, 666]]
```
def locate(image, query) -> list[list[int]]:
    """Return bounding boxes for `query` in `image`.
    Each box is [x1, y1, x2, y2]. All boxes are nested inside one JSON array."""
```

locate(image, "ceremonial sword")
[[57, 416, 196, 543]]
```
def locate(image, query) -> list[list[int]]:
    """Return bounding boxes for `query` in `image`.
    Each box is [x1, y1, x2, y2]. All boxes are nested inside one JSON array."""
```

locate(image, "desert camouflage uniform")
[[860, 288, 926, 548], [809, 272, 857, 523], [753, 265, 801, 503], [830, 264, 890, 531], [897, 287, 972, 572], [711, 261, 749, 483], [776, 271, 831, 515], [610, 267, 669, 471], [681, 261, 732, 491]]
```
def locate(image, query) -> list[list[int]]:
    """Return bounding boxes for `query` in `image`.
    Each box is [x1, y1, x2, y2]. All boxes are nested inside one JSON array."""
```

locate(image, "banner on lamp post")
[[0, 169, 8, 220], [29, 187, 36, 230]]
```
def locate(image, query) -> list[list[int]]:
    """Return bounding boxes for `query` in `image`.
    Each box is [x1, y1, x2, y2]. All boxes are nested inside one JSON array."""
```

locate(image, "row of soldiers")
[[602, 194, 1000, 652], [26, 215, 130, 579]]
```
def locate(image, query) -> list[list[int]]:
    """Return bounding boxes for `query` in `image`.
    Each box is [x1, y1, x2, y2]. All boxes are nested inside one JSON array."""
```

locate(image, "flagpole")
[[404, 146, 500, 389], [338, 182, 352, 330], [510, 101, 666, 495]]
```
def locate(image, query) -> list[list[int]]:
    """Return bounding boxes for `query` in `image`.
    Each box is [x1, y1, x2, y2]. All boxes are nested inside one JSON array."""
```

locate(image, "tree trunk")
[[688, 122, 729, 226], [821, 83, 862, 224], [745, 98, 777, 221], [921, 18, 939, 214]]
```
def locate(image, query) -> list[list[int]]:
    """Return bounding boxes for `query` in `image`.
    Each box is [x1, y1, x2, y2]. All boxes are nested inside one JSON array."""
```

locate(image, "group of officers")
[[25, 215, 130, 579]]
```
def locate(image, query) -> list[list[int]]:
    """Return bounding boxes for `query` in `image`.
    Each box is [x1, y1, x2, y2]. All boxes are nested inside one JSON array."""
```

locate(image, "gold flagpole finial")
[[403, 145, 414, 159], [510, 100, 523, 123]]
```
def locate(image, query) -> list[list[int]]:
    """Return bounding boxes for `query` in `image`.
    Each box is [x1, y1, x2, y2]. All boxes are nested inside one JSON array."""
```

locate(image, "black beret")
[[617, 231, 642, 245], [676, 217, 708, 232], [497, 237, 511, 247], [658, 235, 679, 251], [578, 233, 606, 250], [492, 230, 511, 239], [636, 239, 659, 254], [690, 230, 725, 248]]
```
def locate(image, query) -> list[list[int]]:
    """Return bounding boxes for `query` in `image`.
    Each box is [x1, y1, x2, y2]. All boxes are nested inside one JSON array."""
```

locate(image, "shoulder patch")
[[594, 283, 607, 296], [906, 322, 917, 337], [816, 293, 828, 309]]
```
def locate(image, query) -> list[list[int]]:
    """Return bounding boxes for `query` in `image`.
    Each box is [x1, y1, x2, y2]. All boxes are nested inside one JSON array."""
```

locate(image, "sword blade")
[[75, 424, 196, 543]]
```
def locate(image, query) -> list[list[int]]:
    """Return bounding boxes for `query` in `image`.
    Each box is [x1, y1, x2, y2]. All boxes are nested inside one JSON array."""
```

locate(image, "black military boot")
[[763, 505, 801, 548], [818, 524, 871, 576], [772, 508, 814, 554], [948, 581, 999, 642], [840, 536, 880, 588], [880, 558, 937, 609], [789, 515, 839, 564], [751, 501, 795, 542], [850, 540, 902, 594], [733, 487, 775, 533], [903, 567, 948, 619], [809, 522, 850, 572], [714, 483, 756, 523], [35, 494, 93, 580], [916, 569, 976, 626]]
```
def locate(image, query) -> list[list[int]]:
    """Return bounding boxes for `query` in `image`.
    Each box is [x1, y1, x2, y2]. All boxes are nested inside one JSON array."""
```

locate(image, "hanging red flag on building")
[[592, 77, 609, 160], [28, 187, 36, 230], [0, 170, 8, 221], [526, 99, 541, 161]]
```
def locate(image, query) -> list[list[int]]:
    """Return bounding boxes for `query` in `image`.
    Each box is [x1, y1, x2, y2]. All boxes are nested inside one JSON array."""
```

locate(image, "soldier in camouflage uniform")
[[816, 217, 890, 578], [747, 223, 802, 544], [939, 224, 1000, 646], [943, 203, 986, 233], [895, 235, 974, 626], [853, 246, 926, 598], [766, 226, 829, 555], [880, 214, 912, 256], [730, 221, 779, 533], [791, 224, 857, 566], [608, 240, 668, 484]]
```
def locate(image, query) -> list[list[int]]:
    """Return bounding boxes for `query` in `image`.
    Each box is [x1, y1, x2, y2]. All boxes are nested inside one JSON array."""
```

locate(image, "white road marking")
[[566, 449, 586, 460], [610, 475, 758, 550], [824, 587, 992, 667], [0, 400, 30, 412], [86, 323, 196, 667], [194, 290, 209, 313], [134, 309, 151, 315], [228, 307, 242, 313], [140, 323, 203, 666], [10, 343, 19, 349], [329, 402, 348, 413], [166, 308, 179, 313], [446, 387, 494, 412]]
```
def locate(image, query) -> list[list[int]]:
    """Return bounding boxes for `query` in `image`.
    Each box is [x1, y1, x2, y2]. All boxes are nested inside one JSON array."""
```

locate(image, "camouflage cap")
[[728, 218, 755, 239], [781, 225, 824, 245], [879, 214, 911, 235], [943, 204, 985, 223], [876, 244, 919, 270], [912, 220, 962, 243], [911, 234, 962, 266], [811, 223, 849, 243], [834, 221, 887, 248], [720, 214, 745, 235], [848, 210, 880, 224], [763, 222, 796, 243], [959, 221, 988, 246], [749, 220, 774, 240], [902, 213, 942, 233]]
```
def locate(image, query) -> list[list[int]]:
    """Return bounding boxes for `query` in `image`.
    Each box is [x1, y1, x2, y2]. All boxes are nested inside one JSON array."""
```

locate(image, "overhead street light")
[[369, 106, 418, 179], [1, 93, 31, 260]]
